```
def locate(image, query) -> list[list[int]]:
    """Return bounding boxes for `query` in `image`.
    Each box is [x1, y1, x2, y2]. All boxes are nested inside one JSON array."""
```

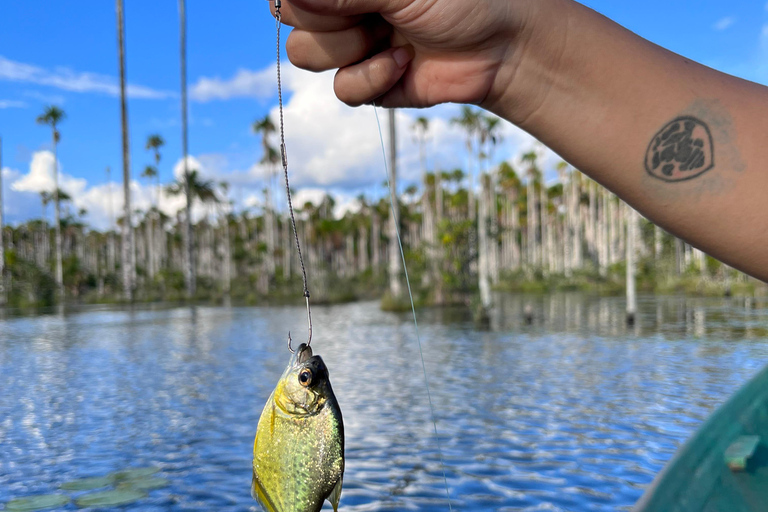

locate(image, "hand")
[[273, 0, 543, 111]]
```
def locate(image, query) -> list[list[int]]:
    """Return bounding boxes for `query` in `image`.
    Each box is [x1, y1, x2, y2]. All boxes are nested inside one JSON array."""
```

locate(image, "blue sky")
[[1, 0, 767, 227]]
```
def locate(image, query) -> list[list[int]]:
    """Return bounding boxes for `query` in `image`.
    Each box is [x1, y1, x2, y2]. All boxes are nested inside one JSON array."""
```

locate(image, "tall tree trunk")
[[488, 169, 499, 284], [282, 216, 291, 280], [52, 137, 64, 298], [371, 208, 380, 271], [0, 137, 5, 305], [478, 174, 491, 309], [571, 172, 582, 270], [223, 211, 232, 294], [117, 0, 134, 301], [434, 171, 445, 304], [387, 110, 402, 299], [526, 175, 536, 270], [588, 179, 597, 262], [357, 222, 368, 273], [626, 205, 638, 323], [179, 0, 195, 297], [265, 194, 276, 277], [540, 185, 550, 272]]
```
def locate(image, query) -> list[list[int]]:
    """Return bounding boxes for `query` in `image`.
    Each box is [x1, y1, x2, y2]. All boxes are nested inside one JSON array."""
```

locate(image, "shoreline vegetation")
[[1, 109, 765, 312]]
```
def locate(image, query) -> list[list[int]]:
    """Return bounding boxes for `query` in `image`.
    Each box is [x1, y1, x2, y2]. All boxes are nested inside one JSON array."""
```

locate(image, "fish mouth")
[[292, 344, 329, 377]]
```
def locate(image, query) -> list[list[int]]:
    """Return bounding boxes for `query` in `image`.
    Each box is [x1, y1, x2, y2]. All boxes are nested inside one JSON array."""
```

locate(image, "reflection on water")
[[1, 294, 767, 511]]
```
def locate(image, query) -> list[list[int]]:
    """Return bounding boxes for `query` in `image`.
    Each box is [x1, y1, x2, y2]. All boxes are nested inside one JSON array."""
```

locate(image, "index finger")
[[269, 0, 362, 32], [286, 0, 407, 17]]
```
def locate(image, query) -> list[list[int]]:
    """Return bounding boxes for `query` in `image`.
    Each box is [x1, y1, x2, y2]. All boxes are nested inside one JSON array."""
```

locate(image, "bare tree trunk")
[[526, 176, 536, 270], [282, 216, 291, 280], [654, 224, 662, 259], [489, 169, 499, 284], [387, 109, 402, 299], [478, 175, 491, 309], [588, 179, 597, 263], [117, 0, 134, 301], [357, 223, 368, 273], [626, 206, 637, 324], [0, 137, 5, 305], [571, 172, 582, 270], [434, 170, 444, 304], [540, 185, 549, 273], [179, 0, 195, 297], [223, 211, 232, 294], [371, 208, 380, 271]]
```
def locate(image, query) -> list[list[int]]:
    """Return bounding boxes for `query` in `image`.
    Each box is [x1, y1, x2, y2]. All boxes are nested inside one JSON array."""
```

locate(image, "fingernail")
[[392, 45, 414, 68]]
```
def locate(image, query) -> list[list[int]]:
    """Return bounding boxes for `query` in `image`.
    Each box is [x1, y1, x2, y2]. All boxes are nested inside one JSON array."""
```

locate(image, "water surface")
[[1, 294, 767, 511]]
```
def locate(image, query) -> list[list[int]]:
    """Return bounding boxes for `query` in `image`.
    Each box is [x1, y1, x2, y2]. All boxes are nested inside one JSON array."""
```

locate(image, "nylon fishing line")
[[373, 106, 454, 511]]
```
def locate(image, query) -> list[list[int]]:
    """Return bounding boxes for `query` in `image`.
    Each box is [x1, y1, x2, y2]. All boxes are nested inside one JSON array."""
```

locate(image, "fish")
[[252, 342, 344, 512]]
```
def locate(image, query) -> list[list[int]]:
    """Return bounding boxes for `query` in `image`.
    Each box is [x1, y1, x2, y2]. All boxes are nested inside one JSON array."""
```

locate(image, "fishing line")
[[274, 0, 312, 351], [373, 106, 454, 511]]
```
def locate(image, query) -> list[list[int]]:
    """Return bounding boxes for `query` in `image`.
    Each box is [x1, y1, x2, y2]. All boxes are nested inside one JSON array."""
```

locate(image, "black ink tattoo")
[[645, 116, 714, 182]]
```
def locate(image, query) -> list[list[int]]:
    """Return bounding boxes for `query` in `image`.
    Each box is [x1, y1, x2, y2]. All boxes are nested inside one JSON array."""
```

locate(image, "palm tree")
[[451, 106, 480, 221], [218, 181, 233, 294], [141, 165, 158, 278], [521, 150, 539, 269], [36, 105, 66, 298], [145, 134, 164, 207], [179, 0, 194, 297], [499, 162, 521, 269], [167, 170, 218, 283], [253, 115, 279, 278], [116, 0, 135, 300], [482, 115, 502, 283]]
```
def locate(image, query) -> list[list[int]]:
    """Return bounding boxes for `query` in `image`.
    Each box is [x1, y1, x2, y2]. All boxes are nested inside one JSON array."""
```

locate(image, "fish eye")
[[298, 368, 313, 387]]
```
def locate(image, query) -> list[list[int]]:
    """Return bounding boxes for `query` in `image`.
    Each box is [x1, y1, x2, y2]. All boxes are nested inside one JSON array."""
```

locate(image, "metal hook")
[[287, 331, 294, 354], [305, 295, 313, 348]]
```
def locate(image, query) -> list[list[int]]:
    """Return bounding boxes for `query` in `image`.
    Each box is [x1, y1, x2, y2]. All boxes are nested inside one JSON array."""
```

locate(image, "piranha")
[[252, 342, 344, 512]]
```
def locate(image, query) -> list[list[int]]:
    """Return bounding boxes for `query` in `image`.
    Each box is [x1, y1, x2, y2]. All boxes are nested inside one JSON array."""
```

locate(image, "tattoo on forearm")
[[645, 116, 714, 182]]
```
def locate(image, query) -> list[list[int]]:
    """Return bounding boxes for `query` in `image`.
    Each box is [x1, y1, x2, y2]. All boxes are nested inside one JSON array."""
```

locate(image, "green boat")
[[634, 364, 768, 512]]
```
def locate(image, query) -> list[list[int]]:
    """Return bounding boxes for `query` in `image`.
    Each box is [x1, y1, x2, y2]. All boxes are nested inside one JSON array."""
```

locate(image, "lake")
[[1, 293, 767, 511]]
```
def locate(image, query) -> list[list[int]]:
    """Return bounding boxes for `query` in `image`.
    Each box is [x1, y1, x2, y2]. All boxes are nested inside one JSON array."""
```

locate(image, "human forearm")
[[488, 0, 768, 279]]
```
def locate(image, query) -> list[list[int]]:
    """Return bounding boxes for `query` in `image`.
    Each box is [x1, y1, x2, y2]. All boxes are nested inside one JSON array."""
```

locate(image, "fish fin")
[[327, 476, 343, 512], [251, 469, 279, 512]]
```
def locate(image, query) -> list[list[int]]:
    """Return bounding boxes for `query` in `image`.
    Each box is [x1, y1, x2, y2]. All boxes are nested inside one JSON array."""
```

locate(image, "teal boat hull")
[[634, 364, 768, 512]]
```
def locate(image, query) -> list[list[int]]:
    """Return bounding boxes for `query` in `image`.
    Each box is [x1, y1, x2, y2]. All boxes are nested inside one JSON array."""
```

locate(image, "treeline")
[[0, 111, 756, 309]]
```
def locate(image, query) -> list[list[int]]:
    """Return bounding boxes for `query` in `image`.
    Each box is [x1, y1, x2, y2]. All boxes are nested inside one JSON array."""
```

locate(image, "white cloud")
[[713, 16, 736, 31], [189, 66, 275, 102], [2, 167, 19, 181], [186, 62, 560, 202], [0, 99, 25, 109], [11, 150, 87, 196], [23, 90, 65, 105], [6, 150, 198, 229], [0, 55, 173, 99]]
